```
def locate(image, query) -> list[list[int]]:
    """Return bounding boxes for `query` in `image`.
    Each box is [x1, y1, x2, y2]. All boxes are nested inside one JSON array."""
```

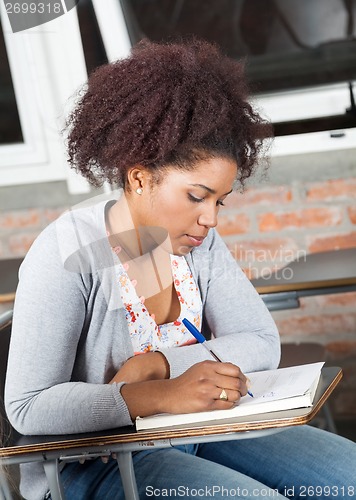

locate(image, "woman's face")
[[129, 157, 237, 256]]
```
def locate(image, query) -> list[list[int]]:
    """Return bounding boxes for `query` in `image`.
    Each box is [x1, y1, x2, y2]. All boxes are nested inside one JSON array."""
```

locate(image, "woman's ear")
[[126, 165, 150, 194]]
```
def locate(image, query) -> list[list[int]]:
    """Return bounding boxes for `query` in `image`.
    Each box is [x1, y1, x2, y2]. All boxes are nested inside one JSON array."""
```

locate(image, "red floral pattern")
[[113, 254, 202, 355]]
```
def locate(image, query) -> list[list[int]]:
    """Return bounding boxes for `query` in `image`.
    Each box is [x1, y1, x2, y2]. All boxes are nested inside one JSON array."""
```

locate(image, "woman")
[[5, 39, 356, 499]]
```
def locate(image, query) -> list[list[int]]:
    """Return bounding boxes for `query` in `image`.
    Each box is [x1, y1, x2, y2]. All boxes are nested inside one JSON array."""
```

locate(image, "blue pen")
[[182, 318, 222, 362], [182, 317, 254, 397]]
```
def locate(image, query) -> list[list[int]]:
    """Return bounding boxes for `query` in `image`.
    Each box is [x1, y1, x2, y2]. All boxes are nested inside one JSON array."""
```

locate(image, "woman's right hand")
[[120, 360, 248, 420], [167, 360, 248, 413]]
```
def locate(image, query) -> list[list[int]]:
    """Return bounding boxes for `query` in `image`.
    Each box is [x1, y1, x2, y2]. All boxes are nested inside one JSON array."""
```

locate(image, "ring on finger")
[[219, 388, 228, 401]]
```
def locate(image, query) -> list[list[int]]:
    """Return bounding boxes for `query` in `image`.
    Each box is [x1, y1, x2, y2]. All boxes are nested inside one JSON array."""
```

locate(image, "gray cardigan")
[[5, 198, 280, 499]]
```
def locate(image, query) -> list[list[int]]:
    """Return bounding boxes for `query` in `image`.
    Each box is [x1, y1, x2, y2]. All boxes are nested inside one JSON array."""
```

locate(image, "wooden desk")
[[251, 248, 356, 311], [0, 367, 342, 500]]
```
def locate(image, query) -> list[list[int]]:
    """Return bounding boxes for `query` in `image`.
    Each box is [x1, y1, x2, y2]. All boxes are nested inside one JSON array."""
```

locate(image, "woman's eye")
[[217, 200, 225, 207], [188, 194, 204, 203]]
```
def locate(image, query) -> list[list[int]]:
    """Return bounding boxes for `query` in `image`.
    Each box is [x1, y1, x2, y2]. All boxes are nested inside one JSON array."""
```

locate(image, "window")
[[0, 2, 90, 192], [123, 0, 356, 155], [127, 0, 356, 94], [76, 0, 108, 75], [0, 17, 22, 145]]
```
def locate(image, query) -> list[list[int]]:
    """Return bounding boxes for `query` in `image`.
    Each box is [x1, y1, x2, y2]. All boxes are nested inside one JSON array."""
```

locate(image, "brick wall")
[[1, 155, 356, 419], [0, 207, 68, 259]]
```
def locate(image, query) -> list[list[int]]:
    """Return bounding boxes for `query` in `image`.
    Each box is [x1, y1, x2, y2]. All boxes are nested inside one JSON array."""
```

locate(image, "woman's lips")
[[185, 235, 206, 246]]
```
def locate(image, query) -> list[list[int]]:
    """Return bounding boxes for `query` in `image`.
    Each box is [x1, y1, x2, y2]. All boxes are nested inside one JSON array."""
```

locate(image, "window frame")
[[91, 0, 131, 63], [257, 82, 356, 156]]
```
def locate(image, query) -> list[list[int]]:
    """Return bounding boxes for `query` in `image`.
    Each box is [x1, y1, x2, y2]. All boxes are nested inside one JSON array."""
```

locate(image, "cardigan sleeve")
[[5, 222, 133, 435]]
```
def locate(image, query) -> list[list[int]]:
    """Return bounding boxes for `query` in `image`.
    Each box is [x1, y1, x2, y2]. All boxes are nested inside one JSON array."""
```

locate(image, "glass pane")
[[127, 0, 356, 93], [124, 0, 356, 135], [77, 0, 108, 76], [0, 17, 23, 145]]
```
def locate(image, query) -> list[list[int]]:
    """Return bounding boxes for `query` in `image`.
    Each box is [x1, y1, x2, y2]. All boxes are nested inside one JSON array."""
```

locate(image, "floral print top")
[[113, 254, 202, 355]]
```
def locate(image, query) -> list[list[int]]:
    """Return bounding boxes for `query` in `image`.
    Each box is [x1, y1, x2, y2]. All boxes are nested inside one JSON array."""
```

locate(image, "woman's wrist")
[[120, 379, 172, 420]]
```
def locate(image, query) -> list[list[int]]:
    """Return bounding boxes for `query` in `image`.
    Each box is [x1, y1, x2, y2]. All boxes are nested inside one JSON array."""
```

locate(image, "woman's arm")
[[120, 360, 248, 419], [5, 223, 132, 435]]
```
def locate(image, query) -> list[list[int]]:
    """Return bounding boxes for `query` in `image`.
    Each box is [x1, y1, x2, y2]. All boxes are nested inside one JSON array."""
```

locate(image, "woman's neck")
[[105, 194, 174, 298]]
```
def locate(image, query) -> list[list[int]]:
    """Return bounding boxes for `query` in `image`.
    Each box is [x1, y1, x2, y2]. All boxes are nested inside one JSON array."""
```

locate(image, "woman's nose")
[[198, 204, 218, 228]]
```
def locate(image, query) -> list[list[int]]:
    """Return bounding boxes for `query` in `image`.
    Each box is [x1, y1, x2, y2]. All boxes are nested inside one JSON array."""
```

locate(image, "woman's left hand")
[[109, 352, 169, 385]]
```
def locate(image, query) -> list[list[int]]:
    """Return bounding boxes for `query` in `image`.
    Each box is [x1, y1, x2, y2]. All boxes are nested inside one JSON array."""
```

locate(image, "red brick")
[[8, 232, 39, 256], [306, 178, 356, 201], [217, 213, 250, 236], [307, 232, 356, 252], [348, 205, 356, 224], [275, 312, 356, 336], [0, 209, 41, 229], [258, 207, 342, 232], [226, 237, 299, 264], [225, 186, 292, 208]]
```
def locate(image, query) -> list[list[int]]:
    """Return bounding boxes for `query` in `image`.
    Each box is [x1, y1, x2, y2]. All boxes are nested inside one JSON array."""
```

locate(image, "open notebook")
[[136, 362, 324, 431]]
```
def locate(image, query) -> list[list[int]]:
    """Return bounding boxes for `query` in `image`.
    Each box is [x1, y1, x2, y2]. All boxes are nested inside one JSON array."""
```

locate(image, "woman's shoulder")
[[55, 199, 109, 238], [21, 199, 112, 273]]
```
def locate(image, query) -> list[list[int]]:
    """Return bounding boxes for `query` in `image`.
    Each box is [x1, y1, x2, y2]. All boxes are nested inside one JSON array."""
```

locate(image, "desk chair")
[[0, 310, 341, 500], [0, 311, 279, 500]]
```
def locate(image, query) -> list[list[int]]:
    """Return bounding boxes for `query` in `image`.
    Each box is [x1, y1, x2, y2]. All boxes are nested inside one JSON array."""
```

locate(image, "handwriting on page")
[[253, 371, 304, 399], [238, 363, 324, 406]]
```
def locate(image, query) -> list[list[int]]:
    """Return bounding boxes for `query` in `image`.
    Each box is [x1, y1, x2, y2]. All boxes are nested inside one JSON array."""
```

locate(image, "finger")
[[216, 387, 241, 404], [215, 374, 248, 395], [212, 361, 247, 383]]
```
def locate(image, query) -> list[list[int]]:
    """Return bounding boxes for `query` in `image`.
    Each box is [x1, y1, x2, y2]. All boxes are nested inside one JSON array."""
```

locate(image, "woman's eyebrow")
[[189, 183, 233, 196]]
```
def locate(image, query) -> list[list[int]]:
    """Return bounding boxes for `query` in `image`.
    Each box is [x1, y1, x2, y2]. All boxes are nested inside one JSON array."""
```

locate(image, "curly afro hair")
[[66, 38, 272, 189]]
